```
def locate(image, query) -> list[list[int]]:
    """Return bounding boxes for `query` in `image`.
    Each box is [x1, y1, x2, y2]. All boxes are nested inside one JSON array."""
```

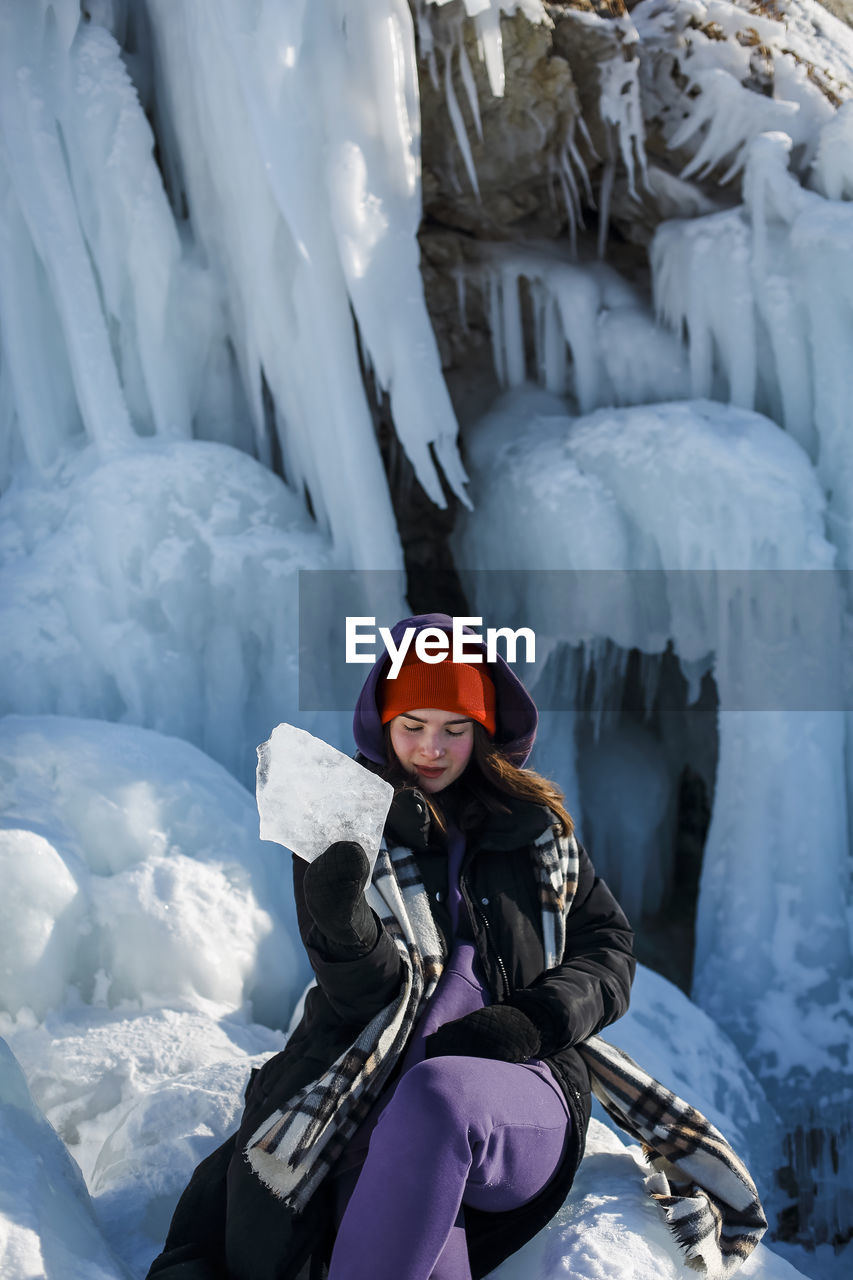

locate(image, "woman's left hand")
[[424, 1005, 541, 1063]]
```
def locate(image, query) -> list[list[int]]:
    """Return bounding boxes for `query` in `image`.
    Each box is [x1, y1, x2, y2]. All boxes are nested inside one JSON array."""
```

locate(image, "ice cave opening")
[[572, 639, 718, 994]]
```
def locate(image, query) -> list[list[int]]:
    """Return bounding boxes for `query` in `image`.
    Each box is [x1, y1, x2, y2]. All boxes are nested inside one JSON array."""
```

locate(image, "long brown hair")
[[374, 721, 574, 839]]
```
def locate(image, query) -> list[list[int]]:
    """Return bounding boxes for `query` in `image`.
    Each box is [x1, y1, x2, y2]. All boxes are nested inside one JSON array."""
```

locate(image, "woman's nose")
[[420, 735, 443, 758]]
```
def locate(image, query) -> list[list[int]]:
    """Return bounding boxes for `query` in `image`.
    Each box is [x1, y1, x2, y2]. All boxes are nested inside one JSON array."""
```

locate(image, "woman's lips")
[[417, 765, 445, 778]]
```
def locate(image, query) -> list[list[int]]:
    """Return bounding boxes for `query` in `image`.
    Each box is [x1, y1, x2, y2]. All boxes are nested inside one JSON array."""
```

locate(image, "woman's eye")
[[446, 729, 463, 737], [403, 724, 421, 733]]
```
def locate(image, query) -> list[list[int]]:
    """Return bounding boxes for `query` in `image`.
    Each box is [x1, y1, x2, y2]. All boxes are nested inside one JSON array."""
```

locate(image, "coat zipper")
[[474, 902, 511, 1003], [458, 862, 511, 1002]]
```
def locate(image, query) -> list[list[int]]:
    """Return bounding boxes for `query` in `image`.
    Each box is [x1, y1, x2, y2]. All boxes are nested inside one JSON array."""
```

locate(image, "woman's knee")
[[379, 1057, 475, 1136]]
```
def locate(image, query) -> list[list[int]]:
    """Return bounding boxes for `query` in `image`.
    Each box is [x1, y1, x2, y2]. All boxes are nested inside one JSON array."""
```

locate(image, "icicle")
[[810, 101, 853, 201], [552, 270, 601, 413], [672, 68, 800, 186], [0, 3, 136, 457], [597, 157, 615, 261], [530, 278, 546, 386], [598, 48, 647, 202], [473, 6, 505, 99], [685, 243, 715, 400], [487, 269, 507, 387], [443, 29, 480, 196], [457, 32, 483, 140], [468, 242, 689, 413], [651, 130, 846, 471], [541, 292, 567, 395], [424, 0, 550, 206], [552, 152, 579, 257], [0, 159, 81, 472], [500, 263, 525, 386], [454, 267, 469, 334]]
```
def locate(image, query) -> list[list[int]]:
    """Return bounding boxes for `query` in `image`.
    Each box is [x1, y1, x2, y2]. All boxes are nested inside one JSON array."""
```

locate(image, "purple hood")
[[352, 613, 538, 768]]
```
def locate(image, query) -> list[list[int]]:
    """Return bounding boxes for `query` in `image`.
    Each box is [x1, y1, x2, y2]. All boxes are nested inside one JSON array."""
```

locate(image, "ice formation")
[[653, 130, 853, 567], [0, 439, 346, 784], [257, 723, 394, 871], [457, 243, 690, 410], [1, 0, 852, 1271], [576, 719, 674, 925], [0, 0, 470, 566], [416, 0, 551, 203], [143, 0, 468, 561], [453, 390, 853, 1245], [419, 0, 549, 104], [632, 0, 853, 184]]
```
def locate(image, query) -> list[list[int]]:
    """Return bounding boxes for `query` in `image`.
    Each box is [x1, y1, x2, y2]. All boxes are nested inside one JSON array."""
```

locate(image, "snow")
[[0, 716, 310, 1027], [256, 723, 393, 872], [0, 1039, 129, 1279], [600, 966, 781, 1188], [0, 712, 805, 1279], [0, 734, 800, 1278], [632, 0, 853, 181], [492, 962, 794, 1279], [0, 715, 300, 1274], [0, 438, 343, 785], [1, 0, 852, 1272], [2, 1009, 280, 1277], [494, 1123, 803, 1280]]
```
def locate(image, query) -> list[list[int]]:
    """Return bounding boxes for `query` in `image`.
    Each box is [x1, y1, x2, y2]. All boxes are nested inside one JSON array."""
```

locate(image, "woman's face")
[[388, 708, 475, 794]]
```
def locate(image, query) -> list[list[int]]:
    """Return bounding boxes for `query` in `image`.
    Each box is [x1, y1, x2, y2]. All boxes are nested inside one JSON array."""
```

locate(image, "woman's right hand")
[[302, 841, 378, 953]]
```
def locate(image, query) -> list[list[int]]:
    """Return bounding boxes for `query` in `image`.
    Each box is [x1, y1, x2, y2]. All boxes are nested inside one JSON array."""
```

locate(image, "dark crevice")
[[260, 370, 287, 485], [577, 643, 718, 994], [353, 313, 471, 617]]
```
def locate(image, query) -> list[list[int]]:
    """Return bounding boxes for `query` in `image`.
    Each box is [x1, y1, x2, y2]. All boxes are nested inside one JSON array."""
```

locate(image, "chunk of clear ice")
[[256, 723, 393, 872]]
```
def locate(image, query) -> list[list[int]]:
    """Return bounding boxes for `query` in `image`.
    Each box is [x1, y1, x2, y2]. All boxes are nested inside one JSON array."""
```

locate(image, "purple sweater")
[[336, 822, 566, 1173], [400, 819, 490, 1066]]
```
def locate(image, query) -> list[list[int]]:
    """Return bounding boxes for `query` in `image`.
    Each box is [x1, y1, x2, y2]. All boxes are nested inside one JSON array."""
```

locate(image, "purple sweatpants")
[[328, 1054, 571, 1280]]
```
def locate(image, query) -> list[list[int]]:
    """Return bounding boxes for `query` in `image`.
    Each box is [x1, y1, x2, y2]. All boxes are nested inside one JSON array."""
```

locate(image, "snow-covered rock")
[[0, 1037, 129, 1279], [493, 1120, 805, 1280], [0, 714, 310, 1024]]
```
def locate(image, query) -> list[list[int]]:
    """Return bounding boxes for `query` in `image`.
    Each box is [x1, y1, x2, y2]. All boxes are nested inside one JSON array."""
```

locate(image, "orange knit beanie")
[[379, 649, 496, 734]]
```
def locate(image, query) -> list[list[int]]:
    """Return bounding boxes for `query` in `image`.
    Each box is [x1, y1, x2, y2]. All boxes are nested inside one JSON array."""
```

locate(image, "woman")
[[148, 614, 762, 1280], [279, 611, 636, 1279]]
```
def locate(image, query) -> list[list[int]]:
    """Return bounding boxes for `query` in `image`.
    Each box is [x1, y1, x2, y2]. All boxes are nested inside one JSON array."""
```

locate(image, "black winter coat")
[[147, 789, 635, 1280]]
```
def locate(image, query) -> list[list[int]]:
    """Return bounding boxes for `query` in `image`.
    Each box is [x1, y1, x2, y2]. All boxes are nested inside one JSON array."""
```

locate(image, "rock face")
[[420, 11, 578, 240], [414, 0, 853, 404]]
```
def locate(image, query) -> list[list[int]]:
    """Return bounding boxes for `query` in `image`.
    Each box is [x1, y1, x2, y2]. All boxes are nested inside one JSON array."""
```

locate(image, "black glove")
[[302, 840, 378, 956], [424, 1005, 541, 1063], [506, 987, 566, 1057]]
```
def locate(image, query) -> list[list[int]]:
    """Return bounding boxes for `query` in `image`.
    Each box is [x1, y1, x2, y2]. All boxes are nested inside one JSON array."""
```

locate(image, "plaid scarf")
[[246, 828, 767, 1278]]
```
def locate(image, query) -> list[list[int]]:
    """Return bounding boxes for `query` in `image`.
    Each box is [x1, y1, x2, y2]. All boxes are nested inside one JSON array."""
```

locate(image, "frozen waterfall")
[[1, 0, 853, 1275]]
